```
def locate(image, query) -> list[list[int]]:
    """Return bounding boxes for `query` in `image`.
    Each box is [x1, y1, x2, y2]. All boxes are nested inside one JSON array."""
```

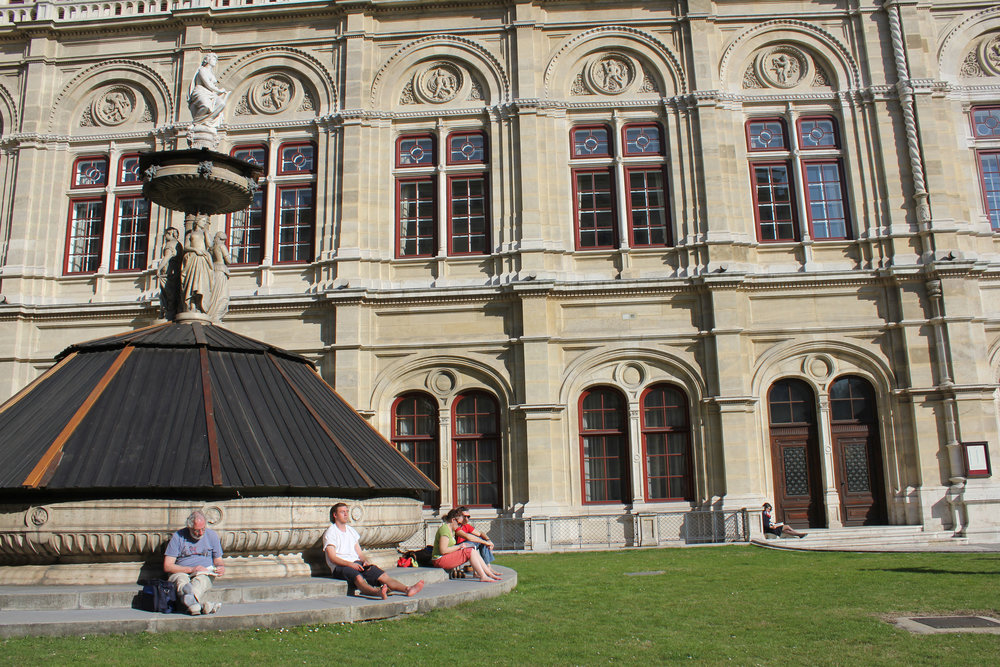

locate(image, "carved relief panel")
[[398, 60, 485, 106], [569, 51, 660, 97], [960, 32, 1000, 78], [233, 71, 316, 117], [742, 44, 831, 90], [80, 84, 154, 127]]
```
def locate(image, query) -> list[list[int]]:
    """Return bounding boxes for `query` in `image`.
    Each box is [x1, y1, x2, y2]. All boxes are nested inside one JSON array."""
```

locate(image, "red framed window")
[[118, 154, 142, 185], [623, 123, 663, 156], [978, 151, 1000, 230], [640, 384, 691, 502], [797, 117, 839, 149], [397, 177, 436, 257], [448, 174, 489, 255], [227, 146, 267, 265], [393, 392, 440, 507], [72, 155, 108, 188], [452, 391, 500, 507], [626, 166, 670, 246], [972, 106, 1000, 139], [802, 160, 849, 239], [571, 125, 611, 158], [579, 386, 629, 504], [111, 195, 149, 272], [275, 185, 314, 263], [447, 131, 486, 165], [574, 168, 616, 249], [751, 161, 797, 241], [278, 142, 314, 175], [747, 119, 787, 151], [233, 145, 267, 168], [65, 197, 105, 274], [397, 134, 435, 167]]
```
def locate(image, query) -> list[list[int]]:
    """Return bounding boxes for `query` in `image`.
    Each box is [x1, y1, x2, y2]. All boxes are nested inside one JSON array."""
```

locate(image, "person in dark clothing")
[[762, 502, 807, 538]]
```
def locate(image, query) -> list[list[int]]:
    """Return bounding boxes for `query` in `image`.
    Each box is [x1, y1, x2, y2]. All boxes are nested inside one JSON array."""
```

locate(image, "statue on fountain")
[[187, 53, 229, 150]]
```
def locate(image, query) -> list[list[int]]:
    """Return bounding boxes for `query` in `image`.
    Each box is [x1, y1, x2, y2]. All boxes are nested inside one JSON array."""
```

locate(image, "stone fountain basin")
[[0, 496, 422, 584], [140, 148, 263, 216]]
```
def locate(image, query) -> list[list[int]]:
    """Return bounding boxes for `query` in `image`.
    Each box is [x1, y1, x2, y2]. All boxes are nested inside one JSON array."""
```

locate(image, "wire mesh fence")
[[397, 508, 749, 552]]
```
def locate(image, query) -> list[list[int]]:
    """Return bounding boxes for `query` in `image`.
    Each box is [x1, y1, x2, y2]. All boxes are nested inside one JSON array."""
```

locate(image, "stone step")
[[0, 567, 446, 612], [0, 567, 514, 638], [753, 527, 968, 551]]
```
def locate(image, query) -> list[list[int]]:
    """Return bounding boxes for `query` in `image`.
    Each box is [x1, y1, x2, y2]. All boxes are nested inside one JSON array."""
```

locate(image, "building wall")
[[0, 0, 999, 537]]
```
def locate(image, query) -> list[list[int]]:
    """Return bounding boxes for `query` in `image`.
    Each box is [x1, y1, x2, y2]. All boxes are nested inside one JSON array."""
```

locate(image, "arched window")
[[830, 375, 876, 423], [640, 384, 692, 501], [392, 392, 439, 507], [452, 391, 500, 507], [579, 386, 629, 504]]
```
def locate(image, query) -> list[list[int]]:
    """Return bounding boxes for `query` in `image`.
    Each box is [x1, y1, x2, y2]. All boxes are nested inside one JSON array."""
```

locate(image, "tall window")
[[65, 154, 151, 275], [972, 106, 1000, 230], [579, 386, 629, 504], [640, 384, 692, 502], [394, 131, 490, 258], [571, 123, 671, 250], [392, 393, 440, 507], [452, 391, 500, 507], [228, 145, 266, 264], [747, 116, 850, 242], [275, 142, 315, 263]]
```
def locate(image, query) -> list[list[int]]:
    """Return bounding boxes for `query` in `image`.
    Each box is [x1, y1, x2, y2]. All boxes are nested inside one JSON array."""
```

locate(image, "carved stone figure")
[[188, 53, 229, 127], [181, 215, 215, 316], [156, 227, 183, 320], [207, 231, 231, 322]]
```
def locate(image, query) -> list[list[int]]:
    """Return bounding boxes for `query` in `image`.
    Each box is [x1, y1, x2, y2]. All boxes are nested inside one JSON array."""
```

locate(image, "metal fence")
[[399, 509, 749, 552]]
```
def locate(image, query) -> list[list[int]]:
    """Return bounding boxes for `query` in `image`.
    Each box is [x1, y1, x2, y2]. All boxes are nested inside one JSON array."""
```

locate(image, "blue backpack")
[[142, 579, 177, 613]]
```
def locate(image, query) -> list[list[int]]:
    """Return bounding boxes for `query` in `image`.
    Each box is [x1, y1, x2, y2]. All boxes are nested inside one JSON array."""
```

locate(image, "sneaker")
[[799, 533, 808, 539], [182, 583, 193, 596], [183, 593, 201, 615], [204, 602, 221, 614]]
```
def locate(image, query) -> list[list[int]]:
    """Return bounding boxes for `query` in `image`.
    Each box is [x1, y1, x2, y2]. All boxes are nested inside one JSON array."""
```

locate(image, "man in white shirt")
[[323, 502, 424, 599]]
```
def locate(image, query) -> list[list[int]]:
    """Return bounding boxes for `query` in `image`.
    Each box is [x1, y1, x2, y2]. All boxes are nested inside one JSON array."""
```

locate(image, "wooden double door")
[[768, 377, 886, 529]]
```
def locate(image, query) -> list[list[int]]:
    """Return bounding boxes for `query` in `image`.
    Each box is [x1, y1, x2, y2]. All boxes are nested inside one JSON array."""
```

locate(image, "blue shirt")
[[164, 527, 223, 569]]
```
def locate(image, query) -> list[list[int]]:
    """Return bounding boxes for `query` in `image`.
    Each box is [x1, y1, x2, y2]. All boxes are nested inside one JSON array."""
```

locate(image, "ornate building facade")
[[1, 0, 999, 540]]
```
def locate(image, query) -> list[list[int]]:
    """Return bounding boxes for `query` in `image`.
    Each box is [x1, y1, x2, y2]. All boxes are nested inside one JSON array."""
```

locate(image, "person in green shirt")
[[431, 508, 499, 582]]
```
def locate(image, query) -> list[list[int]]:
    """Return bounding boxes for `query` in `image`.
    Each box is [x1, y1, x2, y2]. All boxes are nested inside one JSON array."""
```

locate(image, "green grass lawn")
[[2, 546, 998, 665]]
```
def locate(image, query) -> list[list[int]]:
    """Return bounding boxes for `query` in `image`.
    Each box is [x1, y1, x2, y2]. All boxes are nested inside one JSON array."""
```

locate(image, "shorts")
[[332, 560, 385, 585], [432, 545, 474, 570]]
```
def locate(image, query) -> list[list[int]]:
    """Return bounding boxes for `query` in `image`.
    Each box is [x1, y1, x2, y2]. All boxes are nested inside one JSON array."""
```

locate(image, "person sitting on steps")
[[762, 502, 808, 538], [432, 508, 500, 582]]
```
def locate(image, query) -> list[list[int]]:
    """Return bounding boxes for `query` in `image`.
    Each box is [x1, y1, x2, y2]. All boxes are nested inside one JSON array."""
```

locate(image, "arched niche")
[[938, 7, 1000, 83], [221, 48, 336, 121]]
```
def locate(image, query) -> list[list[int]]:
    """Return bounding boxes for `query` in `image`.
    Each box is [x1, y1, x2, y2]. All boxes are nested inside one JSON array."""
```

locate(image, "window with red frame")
[[448, 174, 488, 254], [111, 196, 150, 271], [393, 393, 440, 507], [274, 143, 315, 264], [397, 177, 436, 257], [397, 135, 435, 167], [972, 107, 1000, 230], [580, 386, 630, 504], [574, 168, 616, 249], [228, 146, 267, 264], [72, 155, 108, 188], [641, 384, 692, 502], [746, 117, 850, 241], [626, 167, 670, 246], [118, 154, 142, 185], [65, 198, 104, 274], [571, 125, 611, 158], [453, 391, 500, 507], [448, 132, 486, 164]]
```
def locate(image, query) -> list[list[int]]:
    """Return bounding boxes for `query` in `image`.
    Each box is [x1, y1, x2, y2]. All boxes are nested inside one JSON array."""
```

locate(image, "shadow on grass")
[[862, 566, 1000, 575]]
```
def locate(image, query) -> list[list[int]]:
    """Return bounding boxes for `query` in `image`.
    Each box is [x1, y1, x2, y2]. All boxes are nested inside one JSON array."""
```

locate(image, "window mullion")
[[786, 112, 813, 243], [614, 157, 630, 250], [262, 136, 278, 266]]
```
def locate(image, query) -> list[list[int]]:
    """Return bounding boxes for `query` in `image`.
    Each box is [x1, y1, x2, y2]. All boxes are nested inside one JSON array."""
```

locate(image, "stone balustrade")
[[0, 0, 321, 25]]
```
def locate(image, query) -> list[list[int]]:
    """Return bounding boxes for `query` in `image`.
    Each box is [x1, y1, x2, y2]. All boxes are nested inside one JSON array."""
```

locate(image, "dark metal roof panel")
[[49, 349, 212, 489], [0, 351, 118, 488], [279, 361, 437, 491]]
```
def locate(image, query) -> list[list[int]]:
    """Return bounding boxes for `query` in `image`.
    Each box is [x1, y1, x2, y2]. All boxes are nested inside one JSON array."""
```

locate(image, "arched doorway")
[[829, 375, 887, 525], [768, 379, 825, 528]]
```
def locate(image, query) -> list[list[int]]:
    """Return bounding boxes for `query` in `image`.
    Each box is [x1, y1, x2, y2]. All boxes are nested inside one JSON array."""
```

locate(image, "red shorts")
[[432, 546, 473, 569]]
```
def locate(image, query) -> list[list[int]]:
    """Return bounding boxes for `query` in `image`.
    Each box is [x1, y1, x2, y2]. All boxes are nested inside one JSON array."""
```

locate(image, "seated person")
[[432, 508, 500, 582], [323, 503, 424, 599], [163, 510, 225, 615], [762, 502, 807, 538], [455, 506, 501, 579]]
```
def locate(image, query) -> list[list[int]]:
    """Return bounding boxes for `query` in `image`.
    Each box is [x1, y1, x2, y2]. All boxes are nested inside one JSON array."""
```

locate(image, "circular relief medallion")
[[756, 46, 809, 89], [204, 506, 224, 525], [250, 74, 295, 114], [28, 506, 49, 527], [979, 34, 1000, 77], [93, 86, 136, 126], [617, 362, 646, 389], [586, 53, 636, 95], [802, 354, 833, 381], [416, 62, 463, 103], [350, 505, 364, 522], [427, 370, 456, 395]]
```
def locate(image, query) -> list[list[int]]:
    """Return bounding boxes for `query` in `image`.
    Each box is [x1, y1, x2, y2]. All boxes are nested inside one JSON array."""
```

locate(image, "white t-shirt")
[[322, 523, 361, 570]]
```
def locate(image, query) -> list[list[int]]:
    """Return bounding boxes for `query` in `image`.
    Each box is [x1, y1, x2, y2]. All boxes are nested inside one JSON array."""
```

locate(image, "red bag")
[[396, 556, 413, 567]]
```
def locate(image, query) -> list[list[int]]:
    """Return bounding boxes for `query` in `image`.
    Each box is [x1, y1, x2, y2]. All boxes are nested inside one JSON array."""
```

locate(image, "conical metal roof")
[[0, 321, 436, 502]]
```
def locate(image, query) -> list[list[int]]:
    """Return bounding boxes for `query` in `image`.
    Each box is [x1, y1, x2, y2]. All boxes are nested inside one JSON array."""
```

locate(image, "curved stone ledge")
[[0, 496, 422, 580]]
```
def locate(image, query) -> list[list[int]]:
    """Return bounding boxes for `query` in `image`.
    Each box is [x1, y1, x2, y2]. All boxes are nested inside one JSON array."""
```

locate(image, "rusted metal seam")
[[268, 353, 376, 488], [22, 347, 134, 488], [199, 345, 224, 486]]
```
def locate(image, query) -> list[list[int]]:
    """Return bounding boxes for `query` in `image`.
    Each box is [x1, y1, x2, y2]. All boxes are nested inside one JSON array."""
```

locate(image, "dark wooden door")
[[770, 426, 825, 528], [829, 376, 886, 526], [768, 379, 825, 529]]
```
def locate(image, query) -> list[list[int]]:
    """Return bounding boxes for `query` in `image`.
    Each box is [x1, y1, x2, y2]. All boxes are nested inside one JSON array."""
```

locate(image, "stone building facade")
[[0, 0, 999, 541]]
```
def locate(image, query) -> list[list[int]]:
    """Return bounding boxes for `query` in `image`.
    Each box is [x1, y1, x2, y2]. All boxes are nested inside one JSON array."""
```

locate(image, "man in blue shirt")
[[163, 510, 226, 615]]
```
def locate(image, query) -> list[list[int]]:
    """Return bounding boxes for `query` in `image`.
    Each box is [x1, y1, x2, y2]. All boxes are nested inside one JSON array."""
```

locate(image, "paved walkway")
[[0, 566, 516, 638]]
